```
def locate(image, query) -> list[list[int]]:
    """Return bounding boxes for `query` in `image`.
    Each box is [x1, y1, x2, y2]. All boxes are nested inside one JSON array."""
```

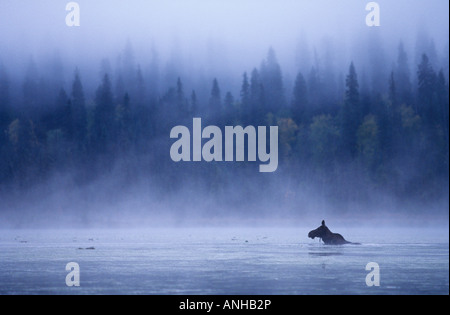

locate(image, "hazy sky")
[[1, 2, 448, 51], [0, 0, 448, 84]]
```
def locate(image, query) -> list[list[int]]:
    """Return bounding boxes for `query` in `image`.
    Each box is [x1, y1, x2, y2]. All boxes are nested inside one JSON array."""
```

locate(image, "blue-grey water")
[[0, 227, 448, 295]]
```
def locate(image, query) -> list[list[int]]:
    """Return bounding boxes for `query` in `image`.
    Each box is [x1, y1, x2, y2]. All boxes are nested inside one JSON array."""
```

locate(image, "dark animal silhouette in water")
[[308, 220, 359, 245]]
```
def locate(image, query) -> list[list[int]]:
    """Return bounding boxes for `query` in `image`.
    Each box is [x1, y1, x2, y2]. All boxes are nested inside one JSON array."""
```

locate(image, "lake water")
[[0, 227, 448, 295]]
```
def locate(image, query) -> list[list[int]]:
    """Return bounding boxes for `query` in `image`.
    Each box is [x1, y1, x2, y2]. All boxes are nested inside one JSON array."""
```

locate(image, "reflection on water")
[[309, 251, 344, 257], [308, 244, 345, 257]]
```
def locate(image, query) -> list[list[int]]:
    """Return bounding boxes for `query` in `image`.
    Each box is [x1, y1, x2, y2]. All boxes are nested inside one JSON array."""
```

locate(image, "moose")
[[308, 220, 359, 245]]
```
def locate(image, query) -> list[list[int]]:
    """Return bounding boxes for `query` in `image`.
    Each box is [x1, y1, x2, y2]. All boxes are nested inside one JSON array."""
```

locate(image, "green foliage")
[[357, 115, 380, 171], [309, 115, 340, 168], [400, 105, 421, 132], [277, 118, 298, 159]]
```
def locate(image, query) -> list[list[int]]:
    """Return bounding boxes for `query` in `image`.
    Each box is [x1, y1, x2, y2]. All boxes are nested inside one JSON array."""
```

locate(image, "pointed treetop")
[[345, 62, 359, 105]]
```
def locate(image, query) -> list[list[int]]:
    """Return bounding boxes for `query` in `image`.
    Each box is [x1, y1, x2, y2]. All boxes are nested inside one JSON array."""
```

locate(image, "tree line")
[[0, 42, 448, 208]]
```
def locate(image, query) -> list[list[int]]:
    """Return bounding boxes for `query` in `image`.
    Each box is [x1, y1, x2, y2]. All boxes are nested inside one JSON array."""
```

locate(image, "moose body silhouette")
[[308, 220, 360, 245]]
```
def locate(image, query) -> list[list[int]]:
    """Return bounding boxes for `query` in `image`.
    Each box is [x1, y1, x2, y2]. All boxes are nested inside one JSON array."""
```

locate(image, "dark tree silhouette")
[[340, 62, 361, 158], [55, 88, 72, 140], [209, 78, 222, 120], [176, 77, 187, 118], [22, 58, 40, 115], [223, 91, 235, 125], [292, 71, 309, 125], [308, 66, 321, 110], [250, 68, 265, 125], [92, 74, 115, 153], [71, 70, 87, 150], [417, 54, 438, 126], [261, 48, 285, 113], [134, 65, 146, 106], [240, 72, 250, 124], [396, 42, 413, 106], [389, 71, 396, 106], [190, 90, 198, 116], [0, 64, 10, 146], [436, 70, 449, 139]]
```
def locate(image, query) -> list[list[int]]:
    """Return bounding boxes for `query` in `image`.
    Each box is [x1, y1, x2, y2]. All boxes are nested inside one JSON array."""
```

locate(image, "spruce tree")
[[209, 78, 222, 120], [190, 90, 198, 116], [93, 74, 115, 153], [417, 54, 437, 125], [341, 62, 360, 158], [135, 65, 145, 106], [55, 88, 72, 140], [260, 48, 285, 113], [292, 72, 308, 124], [223, 92, 235, 125], [240, 72, 250, 124], [22, 58, 39, 115], [0, 64, 10, 148], [71, 70, 87, 149], [240, 72, 250, 106], [435, 70, 449, 152], [308, 66, 321, 109], [396, 42, 413, 106], [176, 77, 186, 115], [388, 71, 396, 106], [250, 68, 265, 125], [116, 93, 132, 150]]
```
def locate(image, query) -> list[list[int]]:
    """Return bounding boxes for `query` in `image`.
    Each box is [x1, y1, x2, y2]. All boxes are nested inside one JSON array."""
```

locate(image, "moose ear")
[[322, 220, 325, 226]]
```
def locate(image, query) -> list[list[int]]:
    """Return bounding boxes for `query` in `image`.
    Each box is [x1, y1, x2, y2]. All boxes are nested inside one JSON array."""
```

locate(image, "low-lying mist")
[[0, 156, 447, 229]]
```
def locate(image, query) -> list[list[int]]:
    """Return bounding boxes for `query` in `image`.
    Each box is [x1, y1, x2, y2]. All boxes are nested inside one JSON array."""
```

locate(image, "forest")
[[0, 33, 448, 221]]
